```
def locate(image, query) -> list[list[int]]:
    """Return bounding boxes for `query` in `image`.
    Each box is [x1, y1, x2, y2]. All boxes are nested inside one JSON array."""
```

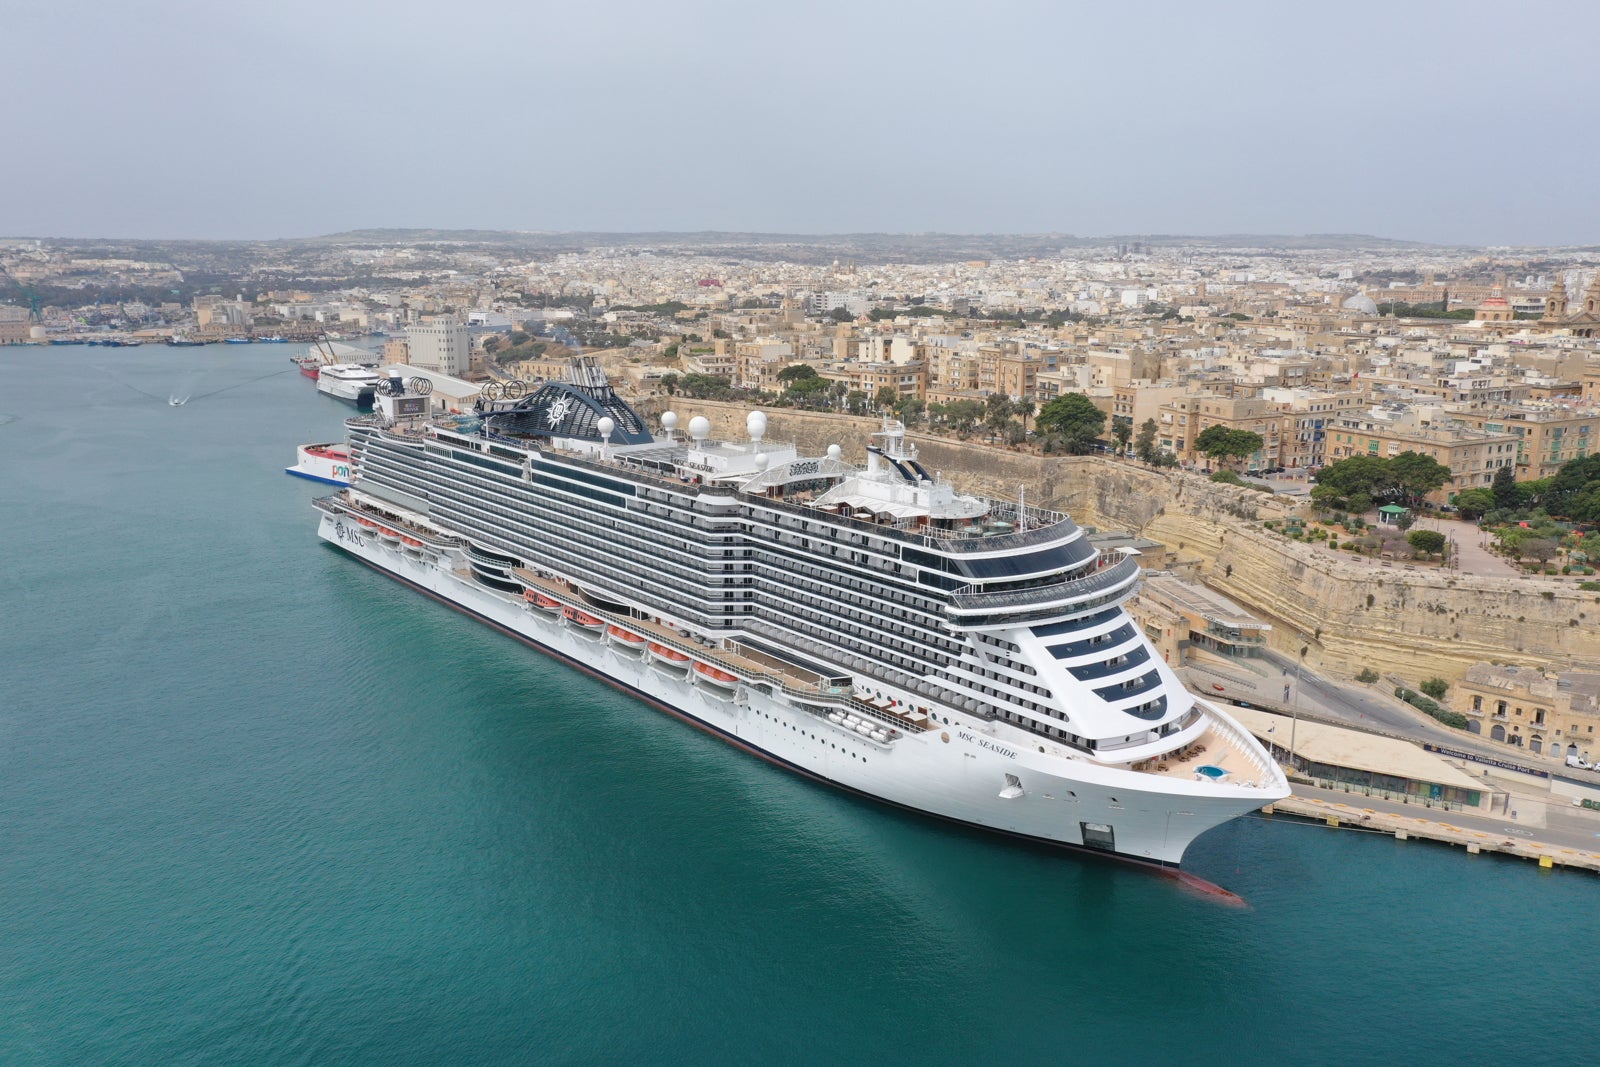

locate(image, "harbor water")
[[2, 344, 1595, 1064]]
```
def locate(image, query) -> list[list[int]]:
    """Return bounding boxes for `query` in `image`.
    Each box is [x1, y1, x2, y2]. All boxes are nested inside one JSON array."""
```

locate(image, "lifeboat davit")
[[647, 642, 691, 669], [607, 624, 646, 647], [563, 607, 604, 629], [692, 662, 739, 688]]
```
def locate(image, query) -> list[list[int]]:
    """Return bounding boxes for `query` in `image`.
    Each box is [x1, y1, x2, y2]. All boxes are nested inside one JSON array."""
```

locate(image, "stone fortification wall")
[[633, 398, 1591, 682]]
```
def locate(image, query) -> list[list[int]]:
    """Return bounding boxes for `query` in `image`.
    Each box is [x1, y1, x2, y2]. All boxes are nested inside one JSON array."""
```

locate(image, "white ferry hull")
[[318, 512, 1274, 869], [286, 445, 352, 487]]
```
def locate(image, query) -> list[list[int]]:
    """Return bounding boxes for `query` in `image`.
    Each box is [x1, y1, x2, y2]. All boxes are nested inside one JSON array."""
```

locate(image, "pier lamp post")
[[1288, 637, 1307, 772]]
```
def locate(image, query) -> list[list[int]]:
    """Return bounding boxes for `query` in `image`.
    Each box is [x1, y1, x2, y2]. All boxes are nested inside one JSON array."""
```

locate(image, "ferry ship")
[[311, 359, 1287, 869], [316, 363, 380, 408], [286, 443, 352, 486]]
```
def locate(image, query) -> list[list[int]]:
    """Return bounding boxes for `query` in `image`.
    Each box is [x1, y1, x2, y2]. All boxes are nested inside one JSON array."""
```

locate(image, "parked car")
[[1566, 754, 1592, 770]]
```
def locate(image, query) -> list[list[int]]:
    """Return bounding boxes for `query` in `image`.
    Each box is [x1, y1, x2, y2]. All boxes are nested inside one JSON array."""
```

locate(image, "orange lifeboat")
[[400, 535, 424, 548], [563, 607, 603, 629], [647, 642, 691, 667], [356, 517, 379, 529], [524, 590, 560, 612], [693, 662, 739, 687], [607, 624, 646, 646]]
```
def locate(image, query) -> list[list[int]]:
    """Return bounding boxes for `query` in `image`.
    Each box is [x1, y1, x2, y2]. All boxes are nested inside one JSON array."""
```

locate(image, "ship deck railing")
[[509, 567, 929, 734], [948, 554, 1141, 614], [1128, 710, 1278, 788], [314, 494, 465, 548]]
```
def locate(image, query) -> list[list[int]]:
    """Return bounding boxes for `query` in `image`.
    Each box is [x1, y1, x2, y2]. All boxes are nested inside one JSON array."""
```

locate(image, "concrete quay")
[[1263, 786, 1600, 874]]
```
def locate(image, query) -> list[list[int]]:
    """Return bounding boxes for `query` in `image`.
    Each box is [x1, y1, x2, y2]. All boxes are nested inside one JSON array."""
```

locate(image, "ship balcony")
[[946, 555, 1140, 622]]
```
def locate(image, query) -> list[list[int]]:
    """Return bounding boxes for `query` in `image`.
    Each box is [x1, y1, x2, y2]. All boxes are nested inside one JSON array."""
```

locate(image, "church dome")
[[1342, 293, 1379, 315]]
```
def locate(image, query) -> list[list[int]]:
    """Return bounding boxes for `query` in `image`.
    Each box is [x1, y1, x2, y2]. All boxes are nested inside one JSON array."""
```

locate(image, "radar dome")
[[597, 416, 615, 438], [661, 411, 679, 431], [746, 410, 767, 442], [688, 416, 711, 442], [827, 444, 841, 461], [753, 454, 770, 472]]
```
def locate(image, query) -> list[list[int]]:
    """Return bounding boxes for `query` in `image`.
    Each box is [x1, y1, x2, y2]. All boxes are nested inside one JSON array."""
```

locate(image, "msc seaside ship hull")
[[316, 504, 1277, 868]]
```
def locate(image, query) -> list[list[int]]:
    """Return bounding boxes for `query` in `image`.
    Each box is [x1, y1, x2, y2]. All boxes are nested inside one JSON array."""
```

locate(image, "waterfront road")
[[1248, 648, 1600, 786], [1284, 782, 1600, 857]]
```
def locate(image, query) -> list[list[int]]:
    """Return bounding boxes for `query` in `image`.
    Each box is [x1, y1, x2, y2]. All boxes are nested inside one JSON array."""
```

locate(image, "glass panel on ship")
[[341, 357, 1229, 771]]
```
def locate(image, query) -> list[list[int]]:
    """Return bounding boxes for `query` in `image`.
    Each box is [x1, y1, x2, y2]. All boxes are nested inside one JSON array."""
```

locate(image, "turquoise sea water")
[[2, 344, 1596, 1065]]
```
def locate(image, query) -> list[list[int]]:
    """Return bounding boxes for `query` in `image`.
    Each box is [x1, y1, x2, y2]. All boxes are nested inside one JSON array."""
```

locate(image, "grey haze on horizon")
[[4, 0, 1596, 247]]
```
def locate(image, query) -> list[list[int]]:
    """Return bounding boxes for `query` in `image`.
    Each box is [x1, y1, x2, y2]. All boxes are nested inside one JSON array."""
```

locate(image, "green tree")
[[660, 372, 679, 396], [1408, 529, 1446, 555], [1111, 418, 1132, 456], [1453, 487, 1495, 520], [828, 307, 853, 323], [1419, 677, 1449, 700], [945, 399, 987, 435], [1014, 397, 1036, 432], [1134, 418, 1159, 465], [985, 393, 1015, 430], [777, 363, 819, 384], [875, 386, 898, 411], [1312, 454, 1391, 509], [1386, 451, 1452, 507], [894, 396, 926, 428], [784, 376, 831, 405], [1194, 425, 1264, 469], [1521, 538, 1559, 566], [1492, 463, 1520, 511], [1034, 393, 1107, 455], [1395, 510, 1416, 532]]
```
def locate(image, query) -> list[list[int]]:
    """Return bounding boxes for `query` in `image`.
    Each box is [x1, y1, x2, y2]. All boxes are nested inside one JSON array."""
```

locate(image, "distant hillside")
[[304, 228, 1444, 261]]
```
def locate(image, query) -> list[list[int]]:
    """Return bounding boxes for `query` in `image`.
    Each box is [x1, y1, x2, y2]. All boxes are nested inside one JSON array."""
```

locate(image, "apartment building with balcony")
[[1454, 664, 1600, 761]]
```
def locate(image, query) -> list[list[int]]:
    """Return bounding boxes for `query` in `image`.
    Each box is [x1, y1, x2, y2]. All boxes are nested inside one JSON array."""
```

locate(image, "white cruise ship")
[[312, 360, 1287, 870], [316, 363, 381, 408]]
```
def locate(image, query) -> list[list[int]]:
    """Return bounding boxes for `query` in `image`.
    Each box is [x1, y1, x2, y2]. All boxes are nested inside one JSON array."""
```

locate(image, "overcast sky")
[[3, 0, 1596, 244]]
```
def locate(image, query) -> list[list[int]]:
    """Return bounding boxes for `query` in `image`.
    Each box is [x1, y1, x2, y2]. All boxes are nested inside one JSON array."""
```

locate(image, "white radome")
[[688, 416, 711, 441]]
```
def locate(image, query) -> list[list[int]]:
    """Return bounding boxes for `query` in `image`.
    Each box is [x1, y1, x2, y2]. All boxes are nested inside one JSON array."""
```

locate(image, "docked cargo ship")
[[312, 359, 1286, 868]]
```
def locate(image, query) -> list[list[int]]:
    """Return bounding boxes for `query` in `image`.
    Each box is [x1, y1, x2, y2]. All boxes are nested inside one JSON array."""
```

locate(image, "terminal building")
[[1228, 706, 1493, 811]]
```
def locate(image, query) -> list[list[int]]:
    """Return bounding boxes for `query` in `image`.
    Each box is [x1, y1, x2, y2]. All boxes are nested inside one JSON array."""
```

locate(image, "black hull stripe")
[[333, 544, 1208, 880]]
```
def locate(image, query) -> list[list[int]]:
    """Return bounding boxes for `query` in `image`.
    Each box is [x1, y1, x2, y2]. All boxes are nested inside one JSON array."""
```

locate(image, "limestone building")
[[1540, 272, 1600, 337], [405, 320, 470, 377], [1453, 664, 1600, 761]]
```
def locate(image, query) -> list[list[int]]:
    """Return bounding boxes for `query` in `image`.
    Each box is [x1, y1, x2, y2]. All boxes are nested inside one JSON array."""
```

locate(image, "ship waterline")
[[314, 360, 1287, 866]]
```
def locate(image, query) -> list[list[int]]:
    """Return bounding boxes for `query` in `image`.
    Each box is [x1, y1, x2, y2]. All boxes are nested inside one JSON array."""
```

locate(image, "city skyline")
[[4, 0, 1599, 244]]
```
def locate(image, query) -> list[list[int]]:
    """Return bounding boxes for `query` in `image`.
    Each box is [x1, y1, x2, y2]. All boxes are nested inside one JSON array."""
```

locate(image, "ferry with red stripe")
[[285, 443, 352, 487]]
